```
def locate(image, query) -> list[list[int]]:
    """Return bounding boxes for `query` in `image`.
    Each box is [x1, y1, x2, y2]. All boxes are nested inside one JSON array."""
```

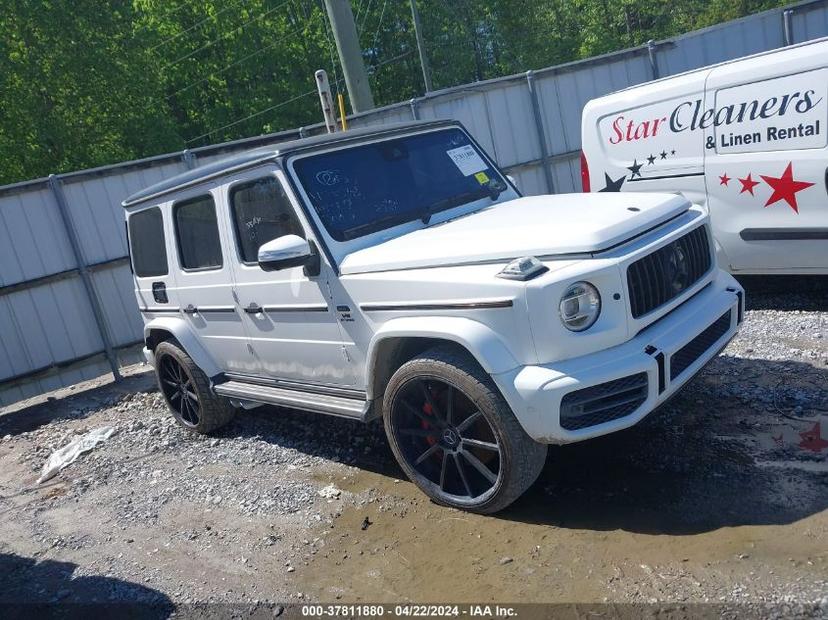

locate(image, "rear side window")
[[173, 194, 223, 270], [229, 177, 304, 263], [128, 207, 168, 277]]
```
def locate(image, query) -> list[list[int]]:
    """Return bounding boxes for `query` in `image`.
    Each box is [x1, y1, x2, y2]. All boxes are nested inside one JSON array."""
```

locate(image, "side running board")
[[213, 380, 368, 420]]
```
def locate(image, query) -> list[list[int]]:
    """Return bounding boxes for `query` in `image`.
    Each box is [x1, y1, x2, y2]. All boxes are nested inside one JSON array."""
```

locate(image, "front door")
[[223, 167, 353, 386]]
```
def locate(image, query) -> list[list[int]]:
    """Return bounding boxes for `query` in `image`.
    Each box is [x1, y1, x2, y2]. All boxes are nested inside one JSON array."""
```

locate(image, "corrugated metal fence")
[[2, 0, 827, 406]]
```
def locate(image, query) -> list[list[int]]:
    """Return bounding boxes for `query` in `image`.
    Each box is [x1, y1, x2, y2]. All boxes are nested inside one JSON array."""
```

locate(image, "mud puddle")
[[300, 397, 828, 603]]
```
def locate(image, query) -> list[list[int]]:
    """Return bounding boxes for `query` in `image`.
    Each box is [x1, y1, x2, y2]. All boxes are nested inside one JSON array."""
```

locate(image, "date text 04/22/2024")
[[300, 604, 518, 617]]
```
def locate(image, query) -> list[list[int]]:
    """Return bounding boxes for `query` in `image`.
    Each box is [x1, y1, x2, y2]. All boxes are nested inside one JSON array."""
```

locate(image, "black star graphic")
[[660, 150, 668, 160], [627, 159, 643, 179], [670, 149, 676, 155], [646, 154, 656, 165], [598, 173, 625, 192]]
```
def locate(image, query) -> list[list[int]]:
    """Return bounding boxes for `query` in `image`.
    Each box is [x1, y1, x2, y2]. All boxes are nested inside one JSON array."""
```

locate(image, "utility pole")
[[323, 0, 375, 113], [409, 0, 433, 92]]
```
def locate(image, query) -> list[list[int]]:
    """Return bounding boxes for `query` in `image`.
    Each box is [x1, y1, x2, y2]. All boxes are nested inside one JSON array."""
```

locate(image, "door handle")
[[244, 302, 263, 315], [183, 304, 198, 315]]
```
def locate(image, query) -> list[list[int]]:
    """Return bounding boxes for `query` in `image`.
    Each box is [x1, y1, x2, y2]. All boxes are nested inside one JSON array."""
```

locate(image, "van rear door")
[[703, 43, 828, 273]]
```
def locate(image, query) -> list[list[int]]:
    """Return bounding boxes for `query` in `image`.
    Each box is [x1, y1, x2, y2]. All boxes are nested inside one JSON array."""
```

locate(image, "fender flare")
[[143, 316, 221, 378], [364, 316, 520, 400]]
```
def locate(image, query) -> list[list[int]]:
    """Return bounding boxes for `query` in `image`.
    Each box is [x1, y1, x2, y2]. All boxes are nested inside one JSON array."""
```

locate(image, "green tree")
[[0, 0, 798, 185], [0, 0, 179, 182]]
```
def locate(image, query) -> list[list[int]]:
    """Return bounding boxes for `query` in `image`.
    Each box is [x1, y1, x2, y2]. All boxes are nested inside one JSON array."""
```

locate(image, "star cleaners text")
[[608, 89, 823, 145]]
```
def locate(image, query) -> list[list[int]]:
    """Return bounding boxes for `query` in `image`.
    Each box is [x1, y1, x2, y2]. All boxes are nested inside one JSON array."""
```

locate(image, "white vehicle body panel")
[[219, 168, 354, 386], [125, 121, 743, 444], [495, 269, 739, 443], [582, 37, 828, 274], [339, 193, 688, 274], [130, 195, 252, 376]]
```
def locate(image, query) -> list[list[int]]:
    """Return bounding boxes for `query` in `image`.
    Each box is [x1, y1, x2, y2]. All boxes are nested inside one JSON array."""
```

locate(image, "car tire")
[[383, 345, 547, 514], [154, 340, 236, 434]]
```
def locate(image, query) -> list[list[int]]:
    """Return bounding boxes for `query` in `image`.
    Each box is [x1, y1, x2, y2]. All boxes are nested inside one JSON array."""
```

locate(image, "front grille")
[[627, 226, 711, 318], [560, 373, 648, 431], [670, 310, 732, 380]]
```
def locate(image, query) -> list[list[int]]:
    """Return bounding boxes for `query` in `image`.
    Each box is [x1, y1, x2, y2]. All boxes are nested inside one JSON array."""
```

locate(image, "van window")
[[173, 194, 223, 271], [128, 207, 168, 277], [229, 176, 304, 263]]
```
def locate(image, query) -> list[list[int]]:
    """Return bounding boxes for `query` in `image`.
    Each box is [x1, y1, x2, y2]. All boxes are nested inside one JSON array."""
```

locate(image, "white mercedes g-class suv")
[[124, 120, 744, 513]]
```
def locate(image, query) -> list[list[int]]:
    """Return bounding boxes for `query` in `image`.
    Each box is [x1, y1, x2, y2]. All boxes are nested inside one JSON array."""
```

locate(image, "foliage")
[[0, 0, 795, 184]]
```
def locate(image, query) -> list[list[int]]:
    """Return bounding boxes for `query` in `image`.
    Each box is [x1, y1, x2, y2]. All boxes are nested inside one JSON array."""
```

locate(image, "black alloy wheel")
[[383, 346, 547, 513], [158, 353, 201, 427], [390, 376, 502, 503]]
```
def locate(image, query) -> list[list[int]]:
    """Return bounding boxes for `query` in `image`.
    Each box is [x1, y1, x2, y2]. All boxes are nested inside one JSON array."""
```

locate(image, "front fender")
[[143, 316, 221, 378], [365, 316, 520, 399]]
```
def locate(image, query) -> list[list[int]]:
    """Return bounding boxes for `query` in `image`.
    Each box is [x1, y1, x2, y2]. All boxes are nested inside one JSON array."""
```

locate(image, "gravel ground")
[[0, 279, 826, 617]]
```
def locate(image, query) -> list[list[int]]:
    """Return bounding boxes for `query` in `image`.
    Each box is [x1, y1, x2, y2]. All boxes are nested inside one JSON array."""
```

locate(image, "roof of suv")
[[122, 119, 457, 207]]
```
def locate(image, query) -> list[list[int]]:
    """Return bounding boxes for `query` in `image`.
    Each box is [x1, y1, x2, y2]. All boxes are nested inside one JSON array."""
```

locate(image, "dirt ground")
[[0, 280, 826, 617]]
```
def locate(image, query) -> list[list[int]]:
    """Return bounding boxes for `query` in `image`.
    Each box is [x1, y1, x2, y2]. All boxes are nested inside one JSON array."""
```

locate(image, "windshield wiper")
[[420, 187, 493, 225], [341, 210, 423, 240], [340, 180, 509, 239]]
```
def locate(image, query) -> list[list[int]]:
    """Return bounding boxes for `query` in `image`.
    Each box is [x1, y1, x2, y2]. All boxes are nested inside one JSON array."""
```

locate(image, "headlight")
[[497, 256, 548, 281], [559, 281, 601, 331]]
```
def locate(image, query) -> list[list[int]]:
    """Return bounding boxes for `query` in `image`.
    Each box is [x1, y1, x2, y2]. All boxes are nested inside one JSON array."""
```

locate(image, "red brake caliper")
[[421, 396, 437, 447]]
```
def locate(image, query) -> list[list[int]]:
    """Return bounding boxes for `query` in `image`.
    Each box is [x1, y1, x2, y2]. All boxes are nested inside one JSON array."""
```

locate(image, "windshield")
[[292, 128, 507, 241]]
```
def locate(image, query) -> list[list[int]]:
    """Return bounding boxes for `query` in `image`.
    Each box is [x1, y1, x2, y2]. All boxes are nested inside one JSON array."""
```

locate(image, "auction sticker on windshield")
[[446, 145, 487, 176]]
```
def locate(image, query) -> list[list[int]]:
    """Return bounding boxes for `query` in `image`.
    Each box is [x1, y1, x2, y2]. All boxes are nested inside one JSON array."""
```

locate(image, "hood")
[[339, 192, 688, 274]]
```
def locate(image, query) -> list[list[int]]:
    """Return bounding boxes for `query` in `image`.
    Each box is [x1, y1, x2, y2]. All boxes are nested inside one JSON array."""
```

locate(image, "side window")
[[229, 176, 304, 263], [128, 207, 168, 277], [173, 194, 223, 271]]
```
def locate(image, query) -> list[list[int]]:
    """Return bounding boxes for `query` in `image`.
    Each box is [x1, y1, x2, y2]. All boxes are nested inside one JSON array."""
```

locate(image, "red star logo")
[[738, 173, 760, 196], [719, 173, 730, 186], [760, 163, 814, 213], [798, 422, 828, 453]]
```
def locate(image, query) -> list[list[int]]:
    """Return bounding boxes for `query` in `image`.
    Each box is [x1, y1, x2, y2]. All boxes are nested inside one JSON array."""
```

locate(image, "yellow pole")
[[338, 92, 348, 131]]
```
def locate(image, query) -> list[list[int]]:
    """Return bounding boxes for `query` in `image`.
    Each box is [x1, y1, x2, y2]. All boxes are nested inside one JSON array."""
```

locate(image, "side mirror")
[[257, 235, 320, 275]]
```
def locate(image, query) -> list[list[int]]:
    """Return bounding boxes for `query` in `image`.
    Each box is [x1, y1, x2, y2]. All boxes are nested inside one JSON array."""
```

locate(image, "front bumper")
[[492, 270, 743, 444]]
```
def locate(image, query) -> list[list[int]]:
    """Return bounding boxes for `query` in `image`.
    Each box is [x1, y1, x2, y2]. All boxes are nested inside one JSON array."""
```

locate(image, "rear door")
[[703, 43, 828, 272], [168, 188, 253, 374]]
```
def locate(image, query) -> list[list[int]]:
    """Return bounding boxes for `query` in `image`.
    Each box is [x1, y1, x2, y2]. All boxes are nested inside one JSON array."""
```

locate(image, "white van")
[[581, 37, 828, 275]]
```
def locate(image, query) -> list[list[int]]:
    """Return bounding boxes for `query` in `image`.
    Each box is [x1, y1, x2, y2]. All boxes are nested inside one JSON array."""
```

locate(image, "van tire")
[[154, 340, 235, 434], [382, 345, 547, 514]]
